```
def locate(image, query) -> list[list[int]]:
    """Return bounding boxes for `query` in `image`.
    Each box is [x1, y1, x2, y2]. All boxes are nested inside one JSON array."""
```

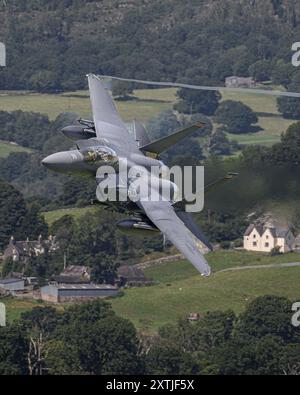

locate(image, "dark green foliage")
[[249, 60, 273, 82], [145, 343, 198, 375], [1, 0, 300, 91], [58, 178, 96, 207], [19, 203, 48, 240], [235, 296, 299, 343], [0, 325, 28, 375], [0, 179, 28, 249], [215, 100, 258, 134], [277, 95, 300, 120], [174, 89, 221, 116], [112, 81, 134, 99], [1, 296, 299, 375], [20, 301, 142, 375], [209, 128, 240, 156], [0, 111, 52, 150], [243, 121, 300, 167]]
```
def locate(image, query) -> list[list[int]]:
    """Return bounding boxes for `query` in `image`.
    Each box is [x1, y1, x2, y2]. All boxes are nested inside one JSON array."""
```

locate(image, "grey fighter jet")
[[42, 74, 235, 276]]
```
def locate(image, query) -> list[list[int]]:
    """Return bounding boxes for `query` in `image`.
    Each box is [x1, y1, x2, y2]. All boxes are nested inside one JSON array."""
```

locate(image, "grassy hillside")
[[220, 90, 295, 146], [42, 206, 100, 226], [1, 298, 42, 323], [1, 86, 293, 147], [0, 140, 32, 158], [111, 258, 300, 331], [0, 88, 177, 122]]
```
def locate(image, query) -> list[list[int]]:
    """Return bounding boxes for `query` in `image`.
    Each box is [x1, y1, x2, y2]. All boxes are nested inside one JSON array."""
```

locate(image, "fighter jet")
[[42, 74, 236, 276]]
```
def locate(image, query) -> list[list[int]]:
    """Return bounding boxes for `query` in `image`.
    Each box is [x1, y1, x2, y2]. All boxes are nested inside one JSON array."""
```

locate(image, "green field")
[[111, 253, 300, 331], [0, 140, 32, 158], [1, 297, 42, 323], [2, 250, 300, 329], [1, 86, 294, 147], [0, 88, 177, 122], [220, 90, 295, 145], [42, 206, 101, 226]]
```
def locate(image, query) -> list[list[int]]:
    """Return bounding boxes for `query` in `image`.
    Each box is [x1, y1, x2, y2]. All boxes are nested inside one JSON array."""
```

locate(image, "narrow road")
[[218, 262, 300, 273]]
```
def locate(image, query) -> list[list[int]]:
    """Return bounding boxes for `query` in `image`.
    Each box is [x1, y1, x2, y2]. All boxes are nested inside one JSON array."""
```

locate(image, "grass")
[[2, 250, 300, 330], [220, 89, 295, 145], [0, 297, 42, 323], [111, 262, 300, 331], [0, 85, 294, 146], [42, 206, 100, 226], [0, 140, 32, 158], [0, 88, 177, 122], [144, 250, 300, 281]]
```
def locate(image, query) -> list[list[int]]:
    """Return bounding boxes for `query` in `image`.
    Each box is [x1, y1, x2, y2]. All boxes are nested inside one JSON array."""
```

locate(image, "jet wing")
[[139, 122, 206, 155], [139, 200, 211, 276], [88, 74, 125, 131], [87, 74, 138, 152]]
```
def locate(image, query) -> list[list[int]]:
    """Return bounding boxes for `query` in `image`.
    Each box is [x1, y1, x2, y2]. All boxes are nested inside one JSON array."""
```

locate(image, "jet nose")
[[42, 151, 81, 172], [42, 153, 64, 170]]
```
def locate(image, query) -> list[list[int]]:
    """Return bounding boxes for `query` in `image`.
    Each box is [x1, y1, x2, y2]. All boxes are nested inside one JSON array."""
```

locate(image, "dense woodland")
[[0, 296, 299, 375], [0, 0, 300, 91]]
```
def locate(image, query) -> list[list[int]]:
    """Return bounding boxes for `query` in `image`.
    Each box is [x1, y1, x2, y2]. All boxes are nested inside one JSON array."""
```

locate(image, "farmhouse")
[[117, 265, 154, 287], [225, 76, 255, 88], [244, 224, 295, 253], [53, 265, 91, 284], [41, 283, 119, 303], [4, 235, 59, 264]]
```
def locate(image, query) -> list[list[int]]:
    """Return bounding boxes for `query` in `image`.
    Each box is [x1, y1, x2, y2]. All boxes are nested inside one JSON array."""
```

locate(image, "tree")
[[112, 81, 134, 100], [0, 325, 28, 375], [235, 295, 299, 343], [174, 89, 221, 116], [277, 95, 300, 120], [53, 301, 142, 375], [0, 180, 27, 249], [215, 100, 258, 134], [208, 128, 239, 156], [145, 343, 198, 375], [28, 70, 62, 93], [19, 203, 48, 240], [249, 60, 272, 82]]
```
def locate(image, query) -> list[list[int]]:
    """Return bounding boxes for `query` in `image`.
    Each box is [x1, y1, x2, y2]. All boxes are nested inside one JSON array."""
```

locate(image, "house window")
[[265, 242, 269, 248], [266, 235, 269, 239], [253, 234, 256, 239], [253, 242, 257, 247]]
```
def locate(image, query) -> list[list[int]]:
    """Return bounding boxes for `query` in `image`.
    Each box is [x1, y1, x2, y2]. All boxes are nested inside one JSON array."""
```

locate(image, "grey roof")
[[244, 224, 255, 236], [0, 278, 24, 284], [47, 283, 117, 290], [244, 224, 291, 238], [117, 265, 146, 279], [53, 275, 90, 284], [61, 265, 91, 277], [276, 227, 290, 238]]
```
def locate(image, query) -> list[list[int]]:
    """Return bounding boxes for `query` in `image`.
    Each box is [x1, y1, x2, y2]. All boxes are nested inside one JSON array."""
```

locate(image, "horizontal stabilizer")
[[140, 122, 206, 155], [173, 172, 239, 211]]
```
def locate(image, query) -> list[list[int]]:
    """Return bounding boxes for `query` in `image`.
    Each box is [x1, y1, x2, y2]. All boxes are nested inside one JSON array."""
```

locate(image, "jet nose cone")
[[41, 153, 60, 169], [42, 152, 79, 173]]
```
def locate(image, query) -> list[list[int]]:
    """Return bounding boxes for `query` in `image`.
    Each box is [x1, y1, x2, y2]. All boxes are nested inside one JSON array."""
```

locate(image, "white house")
[[243, 224, 295, 253]]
